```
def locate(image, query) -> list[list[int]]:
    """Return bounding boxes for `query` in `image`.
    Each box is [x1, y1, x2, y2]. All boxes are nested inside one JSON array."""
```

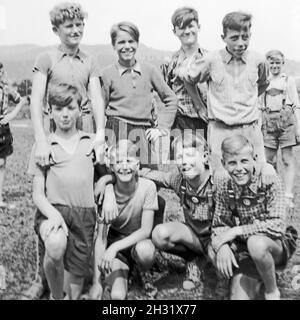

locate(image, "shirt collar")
[[57, 46, 86, 63], [233, 171, 260, 196], [221, 48, 248, 64], [116, 61, 142, 76], [177, 46, 204, 60], [48, 131, 91, 145], [186, 172, 212, 195]]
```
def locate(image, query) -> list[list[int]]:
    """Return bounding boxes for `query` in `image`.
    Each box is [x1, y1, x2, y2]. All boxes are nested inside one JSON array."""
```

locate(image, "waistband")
[[210, 119, 258, 128]]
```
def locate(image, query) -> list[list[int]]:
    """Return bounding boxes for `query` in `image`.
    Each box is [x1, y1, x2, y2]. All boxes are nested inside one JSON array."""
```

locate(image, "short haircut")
[[172, 131, 207, 152], [48, 83, 82, 109], [266, 50, 285, 62], [109, 139, 139, 164], [171, 7, 199, 29], [110, 21, 140, 46], [50, 2, 87, 28], [222, 11, 252, 36], [221, 134, 254, 158]]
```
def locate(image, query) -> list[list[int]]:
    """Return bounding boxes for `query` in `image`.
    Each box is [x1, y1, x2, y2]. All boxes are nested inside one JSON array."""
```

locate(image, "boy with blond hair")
[[261, 50, 300, 209], [211, 135, 296, 300], [26, 2, 106, 299]]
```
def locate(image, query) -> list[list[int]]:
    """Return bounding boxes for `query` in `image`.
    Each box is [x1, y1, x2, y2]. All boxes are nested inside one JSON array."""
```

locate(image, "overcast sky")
[[1, 0, 300, 60]]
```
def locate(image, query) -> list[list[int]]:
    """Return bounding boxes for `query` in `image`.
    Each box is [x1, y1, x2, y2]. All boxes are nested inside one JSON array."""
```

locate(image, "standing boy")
[[211, 135, 294, 300], [27, 2, 106, 299], [261, 50, 300, 209], [183, 12, 269, 171], [160, 7, 208, 141], [0, 62, 25, 208]]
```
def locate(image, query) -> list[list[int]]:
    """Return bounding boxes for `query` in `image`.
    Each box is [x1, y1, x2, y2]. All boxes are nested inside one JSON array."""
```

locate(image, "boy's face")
[[111, 148, 139, 183], [222, 147, 255, 186], [114, 31, 138, 65], [173, 20, 200, 47], [50, 100, 80, 132], [222, 27, 251, 59], [268, 57, 284, 76], [53, 18, 84, 47], [175, 146, 207, 180]]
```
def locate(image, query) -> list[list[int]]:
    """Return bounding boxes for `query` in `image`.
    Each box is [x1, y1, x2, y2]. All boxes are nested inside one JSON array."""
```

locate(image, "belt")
[[210, 119, 258, 128]]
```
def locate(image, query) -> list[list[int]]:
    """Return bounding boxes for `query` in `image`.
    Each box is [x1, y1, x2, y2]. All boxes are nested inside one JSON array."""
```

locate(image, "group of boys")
[[3, 2, 295, 300]]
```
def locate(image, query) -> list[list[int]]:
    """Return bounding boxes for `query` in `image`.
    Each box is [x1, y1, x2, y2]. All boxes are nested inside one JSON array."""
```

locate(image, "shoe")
[[265, 288, 280, 300], [182, 260, 201, 291]]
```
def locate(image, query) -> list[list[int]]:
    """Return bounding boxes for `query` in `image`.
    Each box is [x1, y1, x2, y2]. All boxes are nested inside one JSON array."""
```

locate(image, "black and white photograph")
[[0, 0, 300, 303]]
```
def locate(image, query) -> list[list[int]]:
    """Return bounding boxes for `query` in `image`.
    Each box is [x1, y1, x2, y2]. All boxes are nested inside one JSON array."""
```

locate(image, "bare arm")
[[0, 97, 27, 125]]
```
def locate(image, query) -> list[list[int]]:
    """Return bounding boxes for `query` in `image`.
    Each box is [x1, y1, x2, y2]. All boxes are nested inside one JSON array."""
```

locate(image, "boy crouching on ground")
[[28, 83, 107, 300], [211, 134, 296, 300], [95, 139, 158, 300], [140, 132, 214, 291]]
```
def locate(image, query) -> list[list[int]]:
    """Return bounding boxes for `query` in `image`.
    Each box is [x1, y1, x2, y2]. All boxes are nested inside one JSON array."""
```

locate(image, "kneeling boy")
[[96, 140, 158, 300], [211, 134, 295, 300], [28, 84, 104, 300]]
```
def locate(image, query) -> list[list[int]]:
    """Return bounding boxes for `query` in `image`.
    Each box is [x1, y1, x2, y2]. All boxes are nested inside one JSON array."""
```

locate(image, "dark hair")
[[110, 21, 140, 46], [50, 2, 87, 28], [0, 62, 3, 69], [222, 11, 252, 36], [48, 83, 82, 109], [221, 134, 254, 158], [171, 7, 199, 29]]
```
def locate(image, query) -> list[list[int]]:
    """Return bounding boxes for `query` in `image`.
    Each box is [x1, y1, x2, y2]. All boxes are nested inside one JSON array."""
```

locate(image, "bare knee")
[[45, 230, 67, 262], [282, 149, 294, 168], [152, 224, 171, 249], [134, 240, 155, 268], [110, 288, 127, 300], [247, 236, 269, 262]]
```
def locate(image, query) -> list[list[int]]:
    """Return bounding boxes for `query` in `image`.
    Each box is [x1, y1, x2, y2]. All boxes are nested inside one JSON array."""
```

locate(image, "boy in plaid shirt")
[[211, 134, 292, 300]]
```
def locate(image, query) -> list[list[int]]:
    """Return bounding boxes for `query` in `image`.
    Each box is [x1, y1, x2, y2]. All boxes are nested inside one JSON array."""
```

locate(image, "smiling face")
[[50, 100, 80, 132], [222, 27, 251, 59], [268, 56, 284, 76], [53, 18, 84, 48], [113, 30, 138, 66], [222, 146, 255, 186], [173, 20, 200, 47], [175, 146, 207, 181]]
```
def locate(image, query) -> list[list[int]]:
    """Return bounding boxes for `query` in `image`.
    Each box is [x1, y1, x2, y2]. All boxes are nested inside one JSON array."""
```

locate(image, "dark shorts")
[[0, 124, 13, 158], [34, 204, 96, 278], [106, 195, 165, 269], [231, 228, 297, 279], [263, 107, 297, 149]]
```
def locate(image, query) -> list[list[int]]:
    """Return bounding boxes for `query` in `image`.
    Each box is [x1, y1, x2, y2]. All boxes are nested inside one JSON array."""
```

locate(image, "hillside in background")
[[0, 43, 172, 82], [1, 43, 300, 91]]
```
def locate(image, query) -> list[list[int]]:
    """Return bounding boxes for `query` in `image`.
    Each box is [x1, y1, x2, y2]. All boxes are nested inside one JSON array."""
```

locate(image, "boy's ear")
[[52, 26, 58, 35], [221, 157, 226, 168], [221, 34, 225, 41]]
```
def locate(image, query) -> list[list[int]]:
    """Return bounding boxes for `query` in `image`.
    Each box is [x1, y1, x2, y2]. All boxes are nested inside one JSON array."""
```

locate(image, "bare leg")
[[264, 147, 278, 170], [64, 271, 84, 300], [0, 157, 6, 203], [109, 258, 129, 300], [281, 147, 295, 195], [230, 273, 262, 300], [247, 235, 283, 299], [42, 227, 67, 300]]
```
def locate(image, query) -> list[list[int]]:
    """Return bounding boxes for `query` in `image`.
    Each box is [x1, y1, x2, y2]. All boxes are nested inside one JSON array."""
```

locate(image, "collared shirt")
[[161, 47, 208, 118], [100, 61, 178, 129], [140, 168, 215, 223], [28, 131, 96, 208], [110, 177, 158, 236], [264, 73, 300, 111], [0, 82, 21, 116], [211, 173, 286, 251], [186, 49, 269, 125], [33, 46, 100, 113]]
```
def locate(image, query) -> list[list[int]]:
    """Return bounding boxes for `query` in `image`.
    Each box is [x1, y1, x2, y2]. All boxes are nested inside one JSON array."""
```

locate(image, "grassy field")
[[0, 120, 300, 300]]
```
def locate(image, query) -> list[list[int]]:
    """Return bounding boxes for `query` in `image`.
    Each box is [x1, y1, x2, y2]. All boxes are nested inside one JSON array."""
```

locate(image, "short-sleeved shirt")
[[0, 83, 21, 116], [161, 47, 208, 119], [264, 73, 300, 111], [186, 49, 269, 125], [28, 131, 96, 208], [100, 61, 178, 129], [110, 177, 158, 236], [33, 46, 100, 113]]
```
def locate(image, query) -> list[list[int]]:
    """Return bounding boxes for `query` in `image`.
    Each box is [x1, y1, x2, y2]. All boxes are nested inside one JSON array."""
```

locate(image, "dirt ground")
[[0, 120, 300, 300]]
